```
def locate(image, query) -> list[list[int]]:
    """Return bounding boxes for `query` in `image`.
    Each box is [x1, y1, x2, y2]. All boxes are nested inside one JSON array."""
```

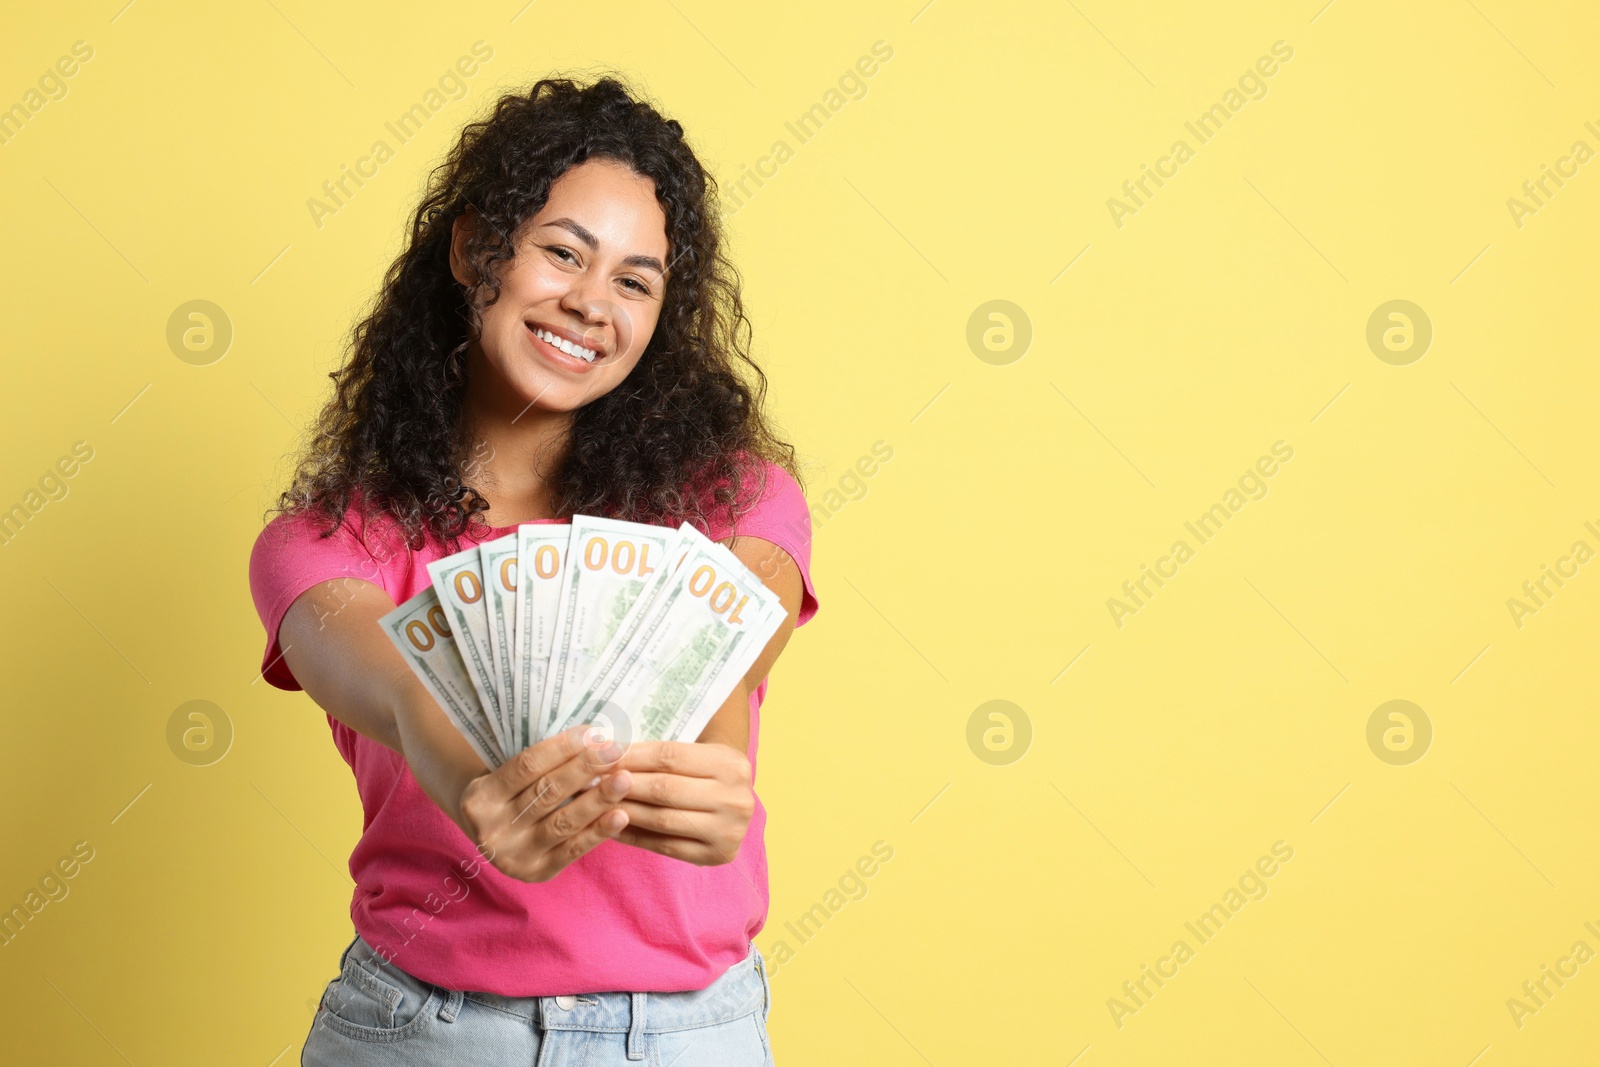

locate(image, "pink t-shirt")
[[247, 459, 817, 996]]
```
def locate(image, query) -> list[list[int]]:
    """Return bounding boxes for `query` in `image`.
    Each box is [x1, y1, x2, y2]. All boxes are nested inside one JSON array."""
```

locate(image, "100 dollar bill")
[[555, 530, 786, 744], [379, 587, 504, 768], [479, 533, 521, 751], [428, 547, 508, 753], [513, 524, 570, 748], [538, 516, 682, 740]]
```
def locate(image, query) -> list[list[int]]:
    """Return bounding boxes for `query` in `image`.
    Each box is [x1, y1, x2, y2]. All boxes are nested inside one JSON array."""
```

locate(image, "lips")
[[526, 321, 605, 365]]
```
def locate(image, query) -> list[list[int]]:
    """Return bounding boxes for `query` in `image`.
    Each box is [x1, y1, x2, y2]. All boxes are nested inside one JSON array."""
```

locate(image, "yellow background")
[[2, 0, 1597, 1063]]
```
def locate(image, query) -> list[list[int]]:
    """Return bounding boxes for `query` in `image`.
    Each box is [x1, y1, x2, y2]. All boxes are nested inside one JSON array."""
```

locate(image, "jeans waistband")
[[348, 934, 768, 1035]]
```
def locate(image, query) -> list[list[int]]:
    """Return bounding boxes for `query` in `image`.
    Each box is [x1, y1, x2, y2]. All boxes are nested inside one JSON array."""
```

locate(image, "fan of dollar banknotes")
[[378, 516, 786, 768]]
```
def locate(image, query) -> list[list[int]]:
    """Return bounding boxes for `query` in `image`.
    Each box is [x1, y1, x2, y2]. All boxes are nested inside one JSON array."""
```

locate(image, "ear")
[[449, 208, 477, 287]]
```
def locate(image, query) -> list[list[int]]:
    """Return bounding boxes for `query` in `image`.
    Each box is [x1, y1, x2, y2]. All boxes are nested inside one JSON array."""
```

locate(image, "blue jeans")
[[302, 933, 775, 1065]]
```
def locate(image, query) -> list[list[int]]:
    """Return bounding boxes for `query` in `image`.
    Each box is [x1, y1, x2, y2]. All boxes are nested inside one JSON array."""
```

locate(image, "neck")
[[460, 346, 572, 524]]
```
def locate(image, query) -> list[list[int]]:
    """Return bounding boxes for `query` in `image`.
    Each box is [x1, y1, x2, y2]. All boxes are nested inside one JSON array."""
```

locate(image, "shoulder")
[[249, 504, 369, 575], [252, 488, 411, 564], [708, 454, 807, 539], [248, 497, 412, 625], [711, 454, 819, 626]]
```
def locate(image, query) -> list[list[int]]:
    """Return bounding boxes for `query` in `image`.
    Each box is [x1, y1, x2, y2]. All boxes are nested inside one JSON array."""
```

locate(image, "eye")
[[622, 278, 651, 294], [545, 245, 577, 264]]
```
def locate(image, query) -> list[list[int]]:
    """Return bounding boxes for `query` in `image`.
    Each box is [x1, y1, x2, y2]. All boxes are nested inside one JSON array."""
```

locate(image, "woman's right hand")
[[276, 579, 633, 882], [457, 725, 634, 882]]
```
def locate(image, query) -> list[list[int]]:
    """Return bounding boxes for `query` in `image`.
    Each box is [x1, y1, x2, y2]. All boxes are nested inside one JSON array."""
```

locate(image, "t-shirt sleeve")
[[248, 509, 391, 691], [730, 461, 819, 628]]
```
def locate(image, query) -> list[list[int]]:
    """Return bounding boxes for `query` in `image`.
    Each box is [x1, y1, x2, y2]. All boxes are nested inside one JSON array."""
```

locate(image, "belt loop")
[[337, 931, 360, 972], [626, 991, 648, 1060], [438, 988, 464, 1024]]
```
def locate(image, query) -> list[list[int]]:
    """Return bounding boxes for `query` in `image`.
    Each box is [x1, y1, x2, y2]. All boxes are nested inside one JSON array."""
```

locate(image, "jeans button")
[[555, 995, 577, 1010]]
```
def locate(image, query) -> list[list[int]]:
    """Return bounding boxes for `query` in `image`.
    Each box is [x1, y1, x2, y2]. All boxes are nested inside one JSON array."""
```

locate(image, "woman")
[[248, 75, 818, 1065]]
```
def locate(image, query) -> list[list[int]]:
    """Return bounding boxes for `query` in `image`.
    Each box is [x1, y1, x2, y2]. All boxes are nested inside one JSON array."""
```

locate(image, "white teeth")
[[533, 326, 597, 363]]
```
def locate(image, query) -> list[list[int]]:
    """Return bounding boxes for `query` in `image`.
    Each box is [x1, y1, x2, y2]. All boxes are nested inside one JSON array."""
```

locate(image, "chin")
[[515, 378, 586, 413]]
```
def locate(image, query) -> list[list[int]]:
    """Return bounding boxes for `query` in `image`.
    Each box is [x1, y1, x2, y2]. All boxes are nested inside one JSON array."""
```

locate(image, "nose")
[[559, 270, 611, 329]]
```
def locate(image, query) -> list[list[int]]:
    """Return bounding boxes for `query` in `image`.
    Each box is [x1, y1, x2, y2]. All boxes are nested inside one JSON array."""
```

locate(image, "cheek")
[[621, 304, 663, 357], [478, 300, 524, 354], [480, 268, 551, 344], [503, 264, 558, 310]]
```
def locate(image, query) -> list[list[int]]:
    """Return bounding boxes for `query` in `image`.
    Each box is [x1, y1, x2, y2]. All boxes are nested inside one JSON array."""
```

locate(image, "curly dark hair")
[[270, 73, 799, 552]]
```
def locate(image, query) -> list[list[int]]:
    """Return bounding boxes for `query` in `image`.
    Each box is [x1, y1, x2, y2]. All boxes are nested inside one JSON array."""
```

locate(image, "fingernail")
[[599, 743, 623, 762]]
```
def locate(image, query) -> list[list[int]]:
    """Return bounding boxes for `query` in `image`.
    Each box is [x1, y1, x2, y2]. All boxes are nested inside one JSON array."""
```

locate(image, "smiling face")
[[451, 158, 670, 416]]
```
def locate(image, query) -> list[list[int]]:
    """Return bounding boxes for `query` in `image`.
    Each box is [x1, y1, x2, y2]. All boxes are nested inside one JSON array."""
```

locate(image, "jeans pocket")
[[752, 1009, 775, 1066], [652, 1013, 772, 1067], [315, 940, 439, 1043]]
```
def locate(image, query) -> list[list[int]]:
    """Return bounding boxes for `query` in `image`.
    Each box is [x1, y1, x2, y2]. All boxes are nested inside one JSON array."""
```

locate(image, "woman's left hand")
[[603, 533, 802, 867], [611, 739, 755, 865]]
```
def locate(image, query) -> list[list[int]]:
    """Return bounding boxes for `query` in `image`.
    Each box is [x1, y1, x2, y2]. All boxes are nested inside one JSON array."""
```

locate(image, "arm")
[[612, 534, 805, 864], [278, 578, 489, 823], [276, 578, 634, 880]]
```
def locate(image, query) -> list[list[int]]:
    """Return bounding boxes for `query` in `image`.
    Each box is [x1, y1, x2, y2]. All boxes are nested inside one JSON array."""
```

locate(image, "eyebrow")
[[538, 217, 667, 276]]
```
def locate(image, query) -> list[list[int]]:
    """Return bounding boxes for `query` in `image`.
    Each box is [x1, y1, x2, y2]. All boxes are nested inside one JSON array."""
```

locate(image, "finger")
[[544, 805, 631, 876], [619, 771, 723, 813], [615, 740, 726, 779], [534, 771, 633, 847], [488, 725, 590, 799], [614, 825, 718, 865], [508, 754, 623, 827], [493, 725, 623, 802], [616, 799, 716, 841]]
